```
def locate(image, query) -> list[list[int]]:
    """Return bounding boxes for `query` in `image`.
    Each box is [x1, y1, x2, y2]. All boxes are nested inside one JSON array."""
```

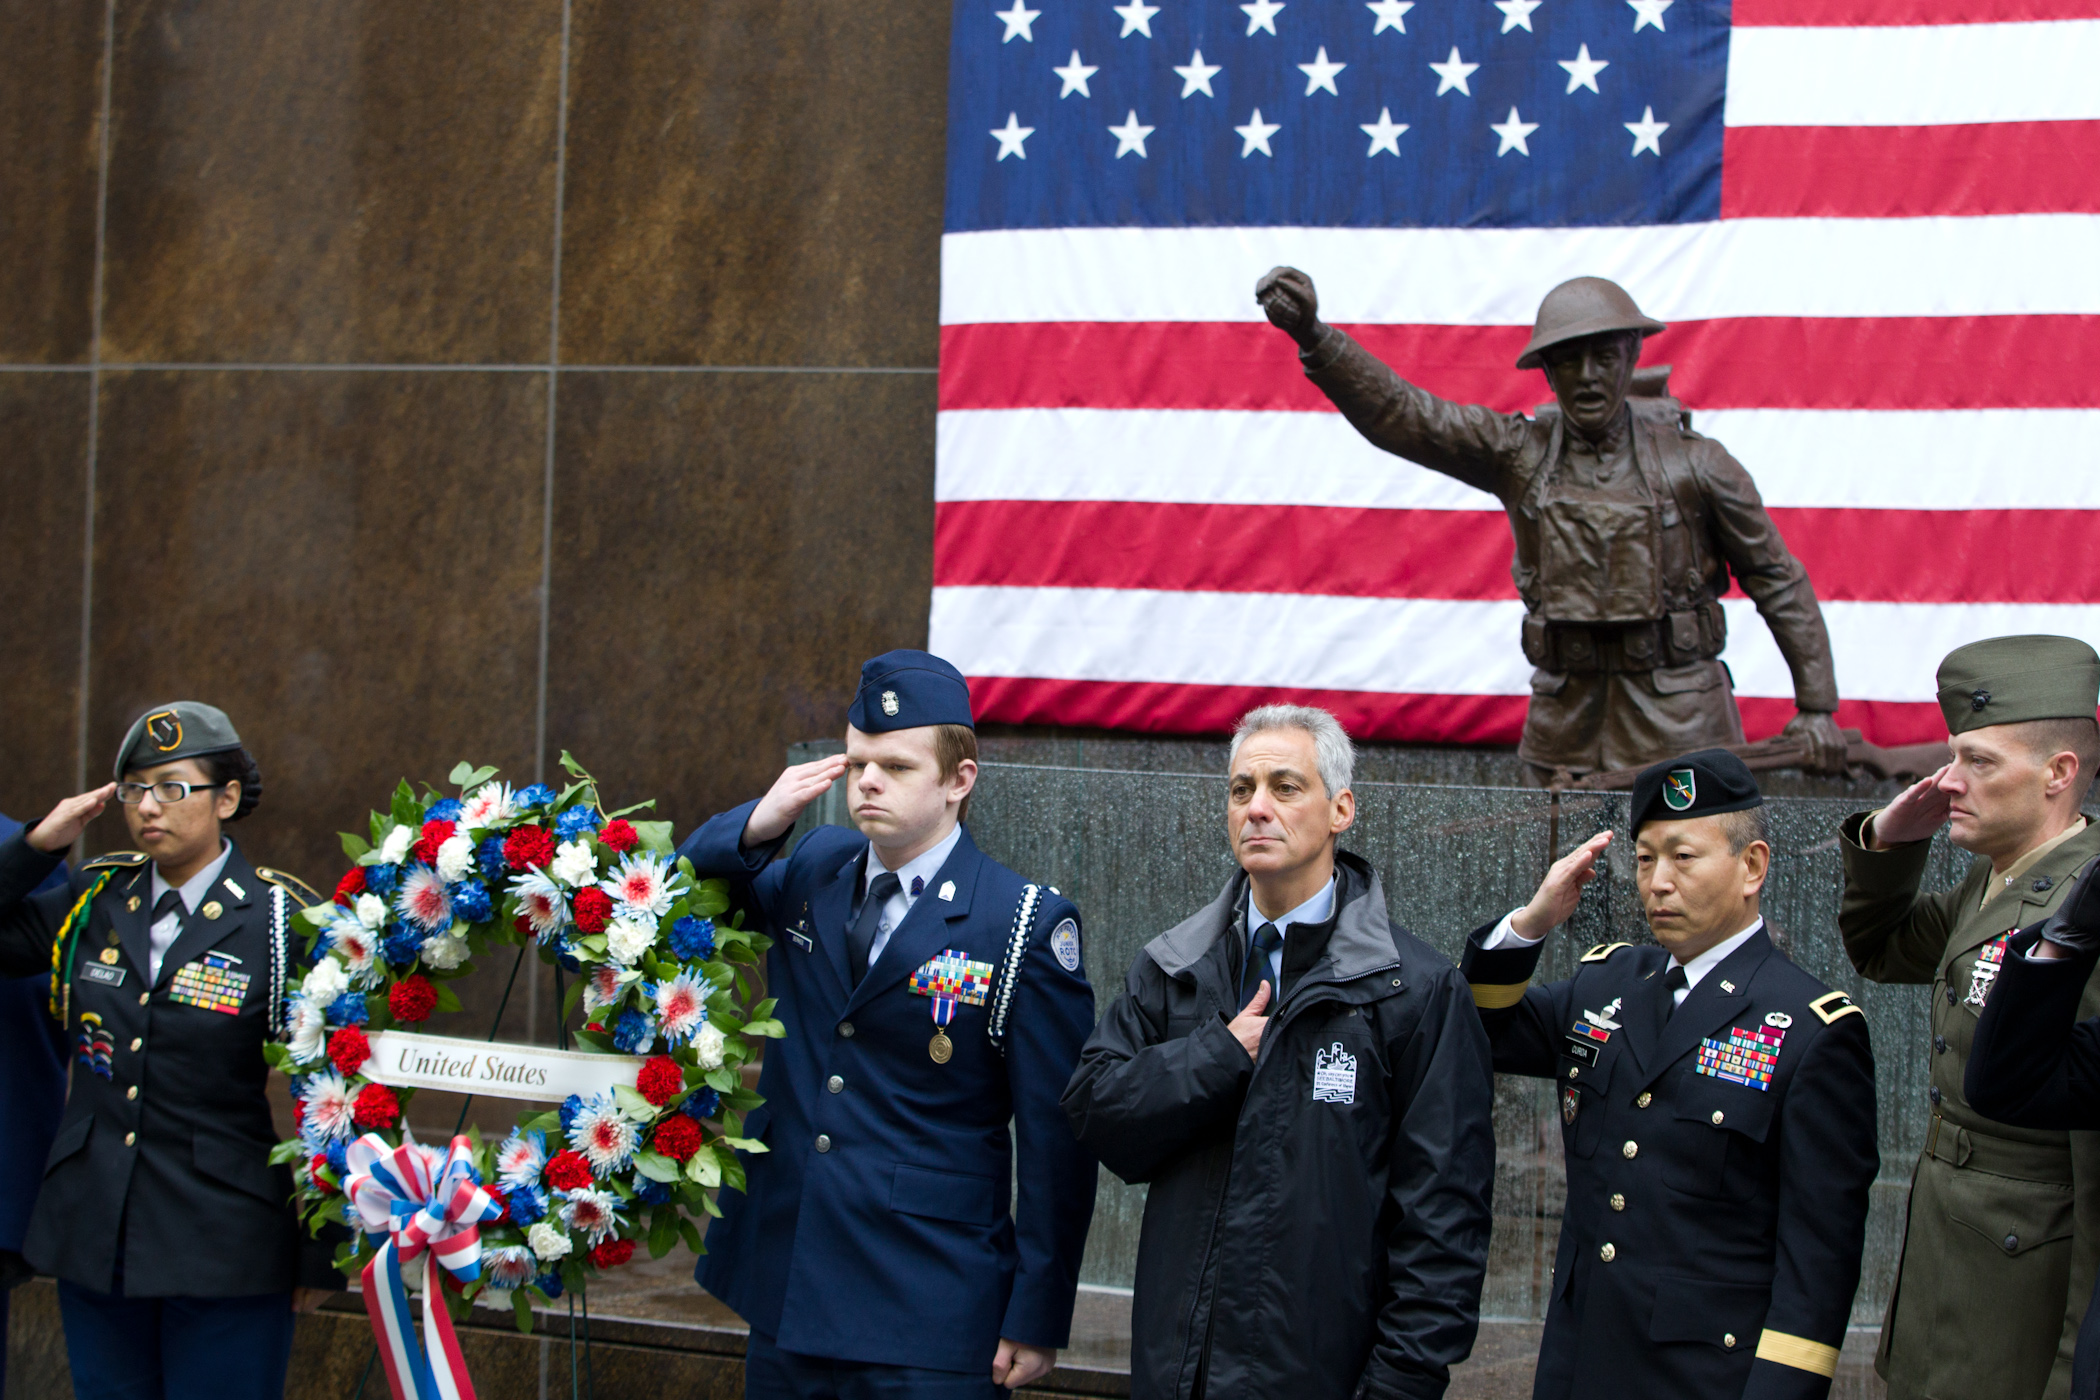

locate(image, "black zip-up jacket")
[[1061, 852, 1495, 1400]]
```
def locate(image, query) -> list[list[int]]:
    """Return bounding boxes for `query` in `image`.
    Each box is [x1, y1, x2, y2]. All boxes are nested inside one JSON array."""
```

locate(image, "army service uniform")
[[1840, 636, 2100, 1400], [1296, 302, 1837, 776]]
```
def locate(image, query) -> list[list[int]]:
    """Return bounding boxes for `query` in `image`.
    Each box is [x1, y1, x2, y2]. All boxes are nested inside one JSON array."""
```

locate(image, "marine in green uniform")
[[1840, 635, 2100, 1400]]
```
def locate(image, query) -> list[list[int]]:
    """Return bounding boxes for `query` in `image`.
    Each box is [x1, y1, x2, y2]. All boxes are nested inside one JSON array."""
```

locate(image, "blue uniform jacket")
[[0, 814, 66, 1256], [679, 802, 1099, 1372]]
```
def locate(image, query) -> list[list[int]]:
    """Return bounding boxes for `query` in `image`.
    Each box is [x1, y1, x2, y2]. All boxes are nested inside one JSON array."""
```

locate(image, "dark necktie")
[[848, 872, 902, 985], [151, 889, 186, 928], [1659, 965, 1689, 1025], [1241, 922, 1284, 1010]]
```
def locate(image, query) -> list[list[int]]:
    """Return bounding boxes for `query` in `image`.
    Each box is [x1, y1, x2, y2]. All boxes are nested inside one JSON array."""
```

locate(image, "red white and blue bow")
[[344, 1132, 503, 1400]]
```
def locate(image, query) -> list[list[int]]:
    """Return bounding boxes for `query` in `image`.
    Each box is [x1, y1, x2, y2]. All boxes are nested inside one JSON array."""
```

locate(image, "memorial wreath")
[[267, 754, 780, 1350]]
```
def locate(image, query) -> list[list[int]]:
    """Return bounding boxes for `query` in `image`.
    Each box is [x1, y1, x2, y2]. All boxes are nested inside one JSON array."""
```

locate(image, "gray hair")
[[1228, 705, 1356, 798]]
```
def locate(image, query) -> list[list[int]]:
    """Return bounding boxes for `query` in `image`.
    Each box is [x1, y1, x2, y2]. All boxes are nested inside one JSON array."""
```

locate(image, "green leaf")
[[602, 799, 658, 820], [512, 1287, 534, 1334], [558, 751, 592, 780], [365, 993, 394, 1029], [691, 882, 731, 919], [700, 1195, 722, 1220], [561, 979, 584, 1020], [261, 1043, 291, 1070], [630, 821, 675, 855], [340, 832, 372, 861], [722, 1087, 763, 1113], [433, 981, 463, 1014], [719, 1136, 768, 1154], [721, 1154, 746, 1194], [648, 1208, 678, 1259], [390, 779, 422, 829], [751, 998, 778, 1020], [686, 1145, 723, 1188], [632, 1150, 682, 1183], [744, 1019, 785, 1039], [573, 1028, 617, 1052], [519, 1110, 563, 1134], [612, 1084, 660, 1120], [268, 1139, 303, 1165], [449, 761, 500, 790], [704, 1067, 736, 1092], [679, 1216, 707, 1249]]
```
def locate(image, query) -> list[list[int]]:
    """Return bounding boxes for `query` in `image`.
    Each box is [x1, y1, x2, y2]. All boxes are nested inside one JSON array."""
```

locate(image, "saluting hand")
[[1227, 981, 1272, 1060], [1509, 830, 1614, 942], [25, 784, 117, 854], [1866, 765, 1953, 849], [742, 754, 850, 847]]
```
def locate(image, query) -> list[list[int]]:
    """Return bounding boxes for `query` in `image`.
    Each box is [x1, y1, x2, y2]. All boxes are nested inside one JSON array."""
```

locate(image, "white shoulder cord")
[[987, 884, 1042, 1057]]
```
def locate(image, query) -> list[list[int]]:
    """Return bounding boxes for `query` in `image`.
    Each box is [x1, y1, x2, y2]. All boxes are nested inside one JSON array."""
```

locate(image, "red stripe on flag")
[[1724, 123, 2100, 219], [939, 318, 2100, 413], [1732, 0, 2100, 22], [967, 676, 1951, 747], [935, 500, 2095, 604]]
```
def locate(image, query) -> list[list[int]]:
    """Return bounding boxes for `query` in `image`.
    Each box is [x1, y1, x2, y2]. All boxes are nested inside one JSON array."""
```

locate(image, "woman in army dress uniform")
[[0, 701, 333, 1400]]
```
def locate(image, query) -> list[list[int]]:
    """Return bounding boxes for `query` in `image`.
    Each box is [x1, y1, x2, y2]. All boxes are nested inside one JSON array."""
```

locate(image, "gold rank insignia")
[[126, 896, 141, 913], [201, 900, 223, 921], [99, 948, 119, 965]]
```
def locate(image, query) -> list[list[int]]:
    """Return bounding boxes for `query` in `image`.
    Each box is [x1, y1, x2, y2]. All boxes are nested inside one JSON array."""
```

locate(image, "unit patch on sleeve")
[[168, 952, 251, 1015], [1049, 918, 1082, 972], [1696, 1024, 1785, 1090]]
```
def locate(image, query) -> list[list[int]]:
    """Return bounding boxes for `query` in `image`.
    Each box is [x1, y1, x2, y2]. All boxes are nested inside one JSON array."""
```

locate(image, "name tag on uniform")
[[790, 929, 814, 953], [80, 963, 126, 987]]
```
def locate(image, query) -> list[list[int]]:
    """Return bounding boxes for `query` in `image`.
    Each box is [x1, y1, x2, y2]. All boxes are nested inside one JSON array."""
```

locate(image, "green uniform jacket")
[[1840, 813, 2100, 1400]]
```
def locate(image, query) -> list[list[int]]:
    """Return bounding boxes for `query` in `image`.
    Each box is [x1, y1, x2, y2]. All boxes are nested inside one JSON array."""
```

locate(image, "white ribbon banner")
[[362, 1031, 644, 1104]]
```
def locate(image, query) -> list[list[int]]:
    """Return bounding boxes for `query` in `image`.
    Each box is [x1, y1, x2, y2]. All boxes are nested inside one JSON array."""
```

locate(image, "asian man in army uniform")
[[1463, 748, 1879, 1399], [677, 650, 1098, 1398], [1839, 634, 2100, 1400]]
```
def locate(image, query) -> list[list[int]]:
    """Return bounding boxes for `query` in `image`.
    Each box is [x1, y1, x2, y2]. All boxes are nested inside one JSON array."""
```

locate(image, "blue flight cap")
[[847, 650, 976, 733]]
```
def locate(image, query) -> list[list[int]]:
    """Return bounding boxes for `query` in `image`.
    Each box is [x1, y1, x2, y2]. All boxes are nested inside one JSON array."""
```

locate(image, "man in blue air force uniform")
[[1462, 749, 1879, 1400], [678, 650, 1098, 1398]]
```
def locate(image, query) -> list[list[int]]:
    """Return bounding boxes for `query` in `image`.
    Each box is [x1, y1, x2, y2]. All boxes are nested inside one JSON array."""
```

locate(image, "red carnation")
[[636, 1056, 683, 1106], [597, 819, 639, 854], [333, 869, 367, 906], [590, 1239, 635, 1270], [309, 1155, 338, 1194], [486, 1184, 512, 1223], [504, 825, 555, 872], [414, 819, 458, 866], [651, 1113, 703, 1163], [544, 1150, 593, 1191], [572, 887, 614, 935], [388, 974, 438, 1023], [352, 1083, 400, 1129], [329, 1025, 372, 1077], [514, 914, 536, 937]]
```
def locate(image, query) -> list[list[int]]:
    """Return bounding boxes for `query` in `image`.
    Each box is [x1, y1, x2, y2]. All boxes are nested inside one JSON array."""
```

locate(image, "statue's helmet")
[[1514, 277, 1668, 370]]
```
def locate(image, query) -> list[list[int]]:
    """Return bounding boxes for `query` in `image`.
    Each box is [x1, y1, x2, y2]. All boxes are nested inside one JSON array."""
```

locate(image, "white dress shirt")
[[1243, 875, 1338, 991], [147, 841, 234, 984], [861, 823, 965, 967], [1481, 907, 1766, 1007]]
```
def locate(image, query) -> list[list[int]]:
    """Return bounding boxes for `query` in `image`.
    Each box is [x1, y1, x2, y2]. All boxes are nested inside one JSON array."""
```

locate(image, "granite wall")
[[0, 0, 946, 923]]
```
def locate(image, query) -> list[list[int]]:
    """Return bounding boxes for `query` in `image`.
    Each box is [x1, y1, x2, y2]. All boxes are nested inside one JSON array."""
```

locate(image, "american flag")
[[930, 0, 2100, 748]]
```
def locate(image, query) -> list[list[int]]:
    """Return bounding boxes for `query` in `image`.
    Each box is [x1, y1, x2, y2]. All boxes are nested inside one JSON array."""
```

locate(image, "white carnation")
[[377, 825, 414, 865], [354, 893, 387, 930], [693, 1022, 727, 1071], [285, 995, 328, 1065], [302, 957, 349, 1003], [527, 1223, 571, 1262], [604, 919, 656, 966], [549, 839, 597, 889], [436, 834, 475, 883], [421, 932, 470, 970]]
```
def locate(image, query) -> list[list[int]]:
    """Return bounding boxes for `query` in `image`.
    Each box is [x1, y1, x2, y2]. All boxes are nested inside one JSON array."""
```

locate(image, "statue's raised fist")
[[1255, 266, 1322, 348]]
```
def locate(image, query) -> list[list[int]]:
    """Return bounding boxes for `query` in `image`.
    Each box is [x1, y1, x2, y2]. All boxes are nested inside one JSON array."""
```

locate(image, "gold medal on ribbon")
[[929, 1031, 954, 1064]]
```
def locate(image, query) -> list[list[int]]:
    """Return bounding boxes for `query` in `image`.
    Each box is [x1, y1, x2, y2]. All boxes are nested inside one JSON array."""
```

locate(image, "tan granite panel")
[[559, 0, 949, 367], [0, 1, 103, 363], [0, 375, 90, 820], [100, 0, 561, 365], [544, 370, 936, 840], [81, 369, 546, 889]]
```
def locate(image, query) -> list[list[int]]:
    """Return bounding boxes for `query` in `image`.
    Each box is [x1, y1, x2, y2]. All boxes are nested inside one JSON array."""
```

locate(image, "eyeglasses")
[[115, 781, 226, 805]]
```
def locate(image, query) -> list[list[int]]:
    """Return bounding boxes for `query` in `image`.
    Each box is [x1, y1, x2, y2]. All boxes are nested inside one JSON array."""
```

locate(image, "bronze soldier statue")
[[1256, 268, 1846, 780]]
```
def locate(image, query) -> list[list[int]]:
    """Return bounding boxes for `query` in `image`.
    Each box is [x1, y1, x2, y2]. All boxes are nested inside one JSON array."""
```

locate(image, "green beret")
[[113, 701, 243, 780], [1936, 635, 2100, 736]]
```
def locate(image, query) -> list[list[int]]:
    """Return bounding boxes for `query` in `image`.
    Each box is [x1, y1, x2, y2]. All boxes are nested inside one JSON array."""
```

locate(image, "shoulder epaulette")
[[1581, 942, 1635, 963], [82, 851, 148, 871], [1810, 990, 1862, 1025], [256, 867, 321, 908]]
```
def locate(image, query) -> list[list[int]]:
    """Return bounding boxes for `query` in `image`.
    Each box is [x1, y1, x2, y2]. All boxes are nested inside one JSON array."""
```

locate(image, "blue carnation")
[[612, 1010, 654, 1053], [451, 880, 492, 923], [559, 1095, 585, 1132], [535, 1271, 563, 1299], [507, 1184, 546, 1224], [518, 784, 557, 809], [326, 991, 369, 1026], [424, 798, 465, 824], [475, 836, 507, 883], [669, 916, 716, 962], [681, 1087, 721, 1122], [381, 924, 423, 967], [552, 935, 580, 973], [553, 807, 601, 840], [365, 863, 400, 896], [326, 1139, 349, 1172], [634, 1177, 672, 1205]]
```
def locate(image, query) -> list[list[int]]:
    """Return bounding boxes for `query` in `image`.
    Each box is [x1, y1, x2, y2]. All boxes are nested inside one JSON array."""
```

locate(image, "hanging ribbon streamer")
[[344, 1132, 503, 1400]]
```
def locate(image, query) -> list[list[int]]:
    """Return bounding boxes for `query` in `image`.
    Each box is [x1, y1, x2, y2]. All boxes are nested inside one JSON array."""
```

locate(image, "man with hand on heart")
[[677, 649, 1097, 1399]]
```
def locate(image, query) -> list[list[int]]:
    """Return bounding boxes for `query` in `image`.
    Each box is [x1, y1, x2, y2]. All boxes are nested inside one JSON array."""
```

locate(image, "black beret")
[[113, 701, 243, 780], [1629, 747, 1762, 834], [847, 650, 975, 733]]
